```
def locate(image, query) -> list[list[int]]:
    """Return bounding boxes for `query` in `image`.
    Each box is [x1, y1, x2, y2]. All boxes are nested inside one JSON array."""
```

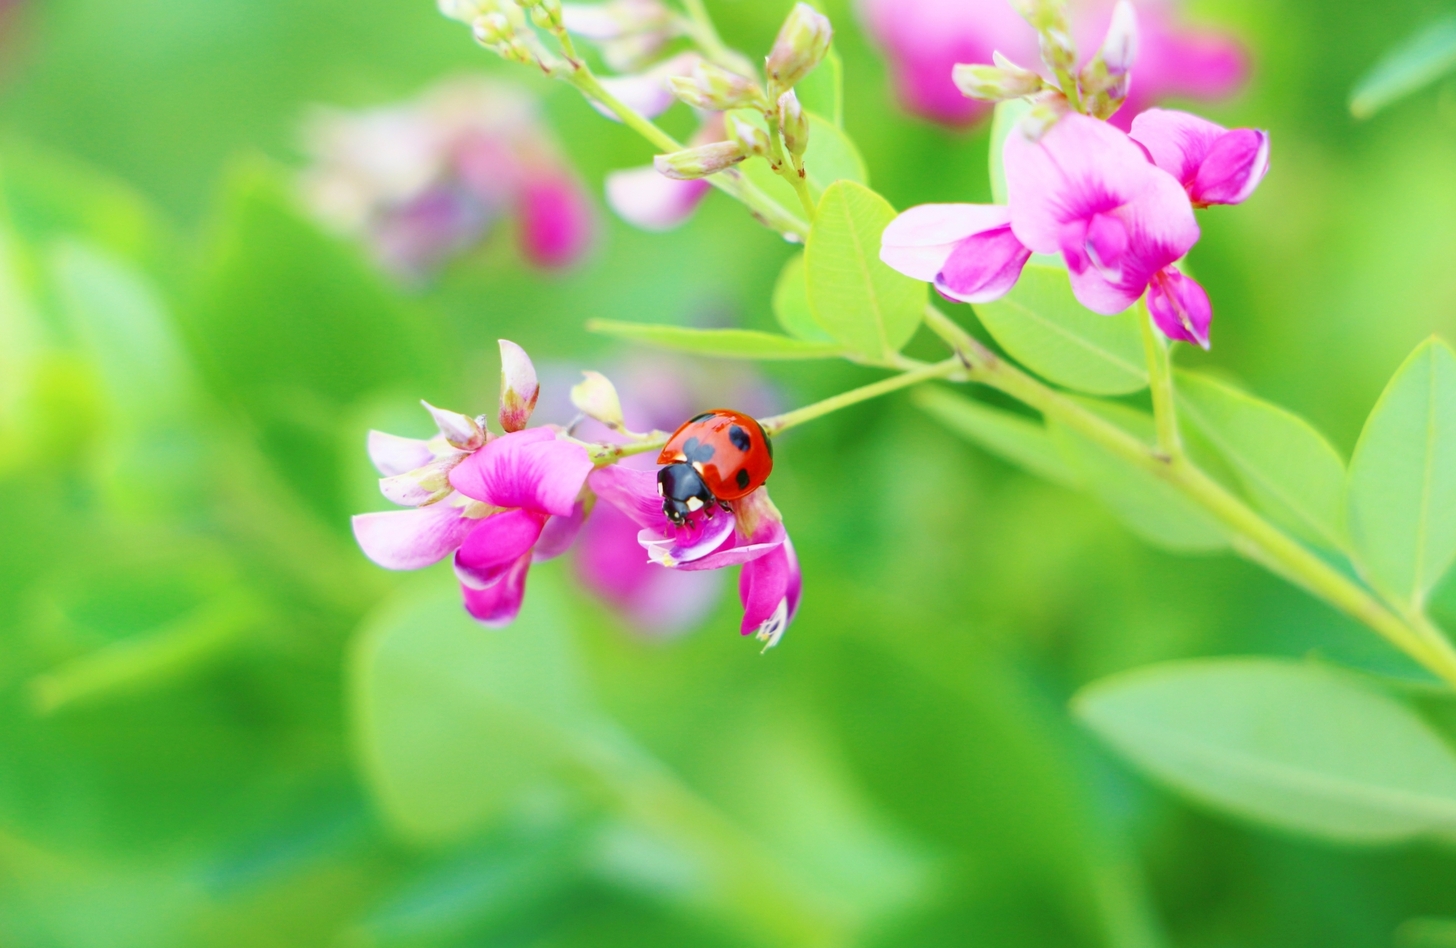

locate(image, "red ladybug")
[[656, 409, 774, 526]]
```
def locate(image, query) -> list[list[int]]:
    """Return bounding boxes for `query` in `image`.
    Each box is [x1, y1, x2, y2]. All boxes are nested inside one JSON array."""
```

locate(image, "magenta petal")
[[352, 505, 477, 570], [448, 428, 592, 517], [1128, 108, 1227, 186], [640, 511, 737, 568], [676, 521, 786, 571], [605, 166, 710, 231], [934, 227, 1030, 303], [880, 205, 1027, 301], [588, 464, 670, 530], [1147, 267, 1212, 349], [534, 502, 587, 561], [1084, 212, 1130, 279], [461, 554, 532, 627], [367, 430, 435, 476], [1192, 128, 1270, 206], [518, 174, 594, 268], [454, 508, 548, 589], [738, 537, 801, 647]]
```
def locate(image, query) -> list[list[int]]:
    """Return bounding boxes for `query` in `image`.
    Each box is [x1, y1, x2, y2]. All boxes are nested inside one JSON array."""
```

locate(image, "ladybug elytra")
[[656, 409, 774, 526]]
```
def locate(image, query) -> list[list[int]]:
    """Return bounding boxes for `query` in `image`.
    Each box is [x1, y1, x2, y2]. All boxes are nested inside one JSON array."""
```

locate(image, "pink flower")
[[856, 0, 1248, 129], [351, 343, 594, 626], [588, 465, 800, 648], [880, 111, 1217, 346], [1128, 108, 1270, 207], [301, 77, 594, 279]]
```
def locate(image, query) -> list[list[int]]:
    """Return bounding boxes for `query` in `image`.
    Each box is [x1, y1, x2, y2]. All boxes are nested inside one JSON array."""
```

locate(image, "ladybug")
[[657, 409, 774, 526]]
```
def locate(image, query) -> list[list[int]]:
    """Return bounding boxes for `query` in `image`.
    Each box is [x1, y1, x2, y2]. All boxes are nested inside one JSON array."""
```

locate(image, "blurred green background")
[[3, 0, 1456, 945]]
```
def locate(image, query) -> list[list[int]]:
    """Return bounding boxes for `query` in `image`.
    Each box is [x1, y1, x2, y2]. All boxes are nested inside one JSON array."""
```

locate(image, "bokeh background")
[[3, 0, 1456, 945]]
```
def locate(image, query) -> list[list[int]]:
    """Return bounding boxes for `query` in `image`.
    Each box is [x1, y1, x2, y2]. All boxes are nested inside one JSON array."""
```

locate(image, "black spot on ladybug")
[[728, 424, 751, 451], [736, 469, 750, 490], [681, 436, 715, 463]]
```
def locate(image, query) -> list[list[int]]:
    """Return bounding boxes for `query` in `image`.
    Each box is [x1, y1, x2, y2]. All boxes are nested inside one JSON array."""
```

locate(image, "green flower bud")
[[777, 89, 810, 158], [727, 114, 773, 160], [765, 3, 833, 93], [668, 62, 767, 111], [653, 140, 747, 179], [570, 371, 625, 430], [1077, 0, 1137, 119], [952, 53, 1045, 101]]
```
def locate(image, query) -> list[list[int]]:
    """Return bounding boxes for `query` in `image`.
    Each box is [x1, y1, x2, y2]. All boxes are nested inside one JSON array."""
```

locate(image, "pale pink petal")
[[641, 512, 736, 568], [880, 204, 1016, 285], [1128, 108, 1225, 185], [674, 519, 785, 571], [934, 224, 1031, 303], [367, 430, 435, 476], [461, 554, 532, 627], [499, 338, 541, 433], [1147, 266, 1212, 348], [588, 464, 669, 530], [534, 501, 587, 561], [605, 166, 710, 231], [454, 508, 548, 589], [738, 537, 801, 647], [448, 428, 592, 517], [518, 173, 594, 268], [352, 504, 477, 570]]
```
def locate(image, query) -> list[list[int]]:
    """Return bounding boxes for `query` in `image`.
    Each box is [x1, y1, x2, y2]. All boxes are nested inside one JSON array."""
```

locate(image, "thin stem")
[[566, 69, 810, 240], [583, 359, 964, 465], [1138, 300, 1182, 459], [919, 301, 1456, 685]]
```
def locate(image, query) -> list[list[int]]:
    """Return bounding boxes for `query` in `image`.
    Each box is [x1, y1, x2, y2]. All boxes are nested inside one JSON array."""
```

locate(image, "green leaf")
[[771, 252, 833, 342], [989, 98, 1033, 205], [737, 110, 867, 208], [586, 319, 845, 359], [795, 47, 844, 127], [972, 263, 1148, 396], [1049, 400, 1227, 552], [913, 385, 1077, 487], [1075, 658, 1456, 844], [1347, 338, 1456, 608], [1176, 371, 1347, 551], [1350, 18, 1456, 118], [350, 572, 595, 843], [805, 181, 926, 361]]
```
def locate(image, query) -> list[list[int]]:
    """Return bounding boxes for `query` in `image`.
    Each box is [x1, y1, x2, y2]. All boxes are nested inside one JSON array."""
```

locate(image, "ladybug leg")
[[719, 500, 732, 513]]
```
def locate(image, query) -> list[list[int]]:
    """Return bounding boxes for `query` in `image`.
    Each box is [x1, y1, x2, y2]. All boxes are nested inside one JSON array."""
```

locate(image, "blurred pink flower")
[[301, 77, 594, 279], [857, 0, 1248, 128]]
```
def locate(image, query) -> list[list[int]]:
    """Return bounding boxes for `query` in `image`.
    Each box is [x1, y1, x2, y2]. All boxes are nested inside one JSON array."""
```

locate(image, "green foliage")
[[1076, 658, 1456, 844], [1347, 339, 1456, 608], [971, 264, 1149, 396], [804, 181, 925, 361], [988, 99, 1033, 204], [771, 252, 834, 342], [913, 386, 1077, 487], [1350, 18, 1456, 117], [1176, 371, 1348, 551], [1050, 400, 1228, 552], [587, 318, 845, 359]]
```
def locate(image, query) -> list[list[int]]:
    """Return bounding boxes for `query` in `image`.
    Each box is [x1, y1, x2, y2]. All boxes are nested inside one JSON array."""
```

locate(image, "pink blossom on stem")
[[1128, 108, 1269, 206], [880, 204, 1031, 303]]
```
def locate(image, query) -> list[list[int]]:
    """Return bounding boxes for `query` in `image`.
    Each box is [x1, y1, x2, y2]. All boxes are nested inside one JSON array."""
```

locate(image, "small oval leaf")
[[805, 181, 926, 361], [1176, 371, 1347, 551], [1350, 18, 1456, 118], [1076, 658, 1456, 844], [587, 319, 845, 360], [971, 263, 1148, 396], [1347, 338, 1456, 608], [772, 252, 833, 342]]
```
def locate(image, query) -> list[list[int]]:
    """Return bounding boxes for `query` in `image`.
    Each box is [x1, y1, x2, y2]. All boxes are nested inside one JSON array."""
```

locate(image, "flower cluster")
[[300, 76, 594, 279], [352, 341, 799, 648], [880, 2, 1269, 347], [858, 0, 1247, 129]]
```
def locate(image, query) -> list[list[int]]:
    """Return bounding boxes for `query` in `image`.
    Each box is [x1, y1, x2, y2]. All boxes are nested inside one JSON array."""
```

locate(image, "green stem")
[[566, 69, 810, 240], [920, 304, 1456, 686], [1137, 300, 1183, 459], [585, 359, 964, 464]]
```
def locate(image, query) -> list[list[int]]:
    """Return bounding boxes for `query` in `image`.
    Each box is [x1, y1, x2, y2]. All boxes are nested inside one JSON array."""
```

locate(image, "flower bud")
[[668, 62, 767, 111], [1009, 0, 1076, 74], [472, 11, 513, 44], [498, 339, 539, 432], [423, 400, 487, 450], [777, 89, 809, 158], [765, 3, 833, 93], [952, 53, 1045, 101], [570, 371, 625, 430], [438, 0, 496, 24], [1077, 0, 1137, 119], [653, 140, 746, 180], [727, 114, 772, 160]]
